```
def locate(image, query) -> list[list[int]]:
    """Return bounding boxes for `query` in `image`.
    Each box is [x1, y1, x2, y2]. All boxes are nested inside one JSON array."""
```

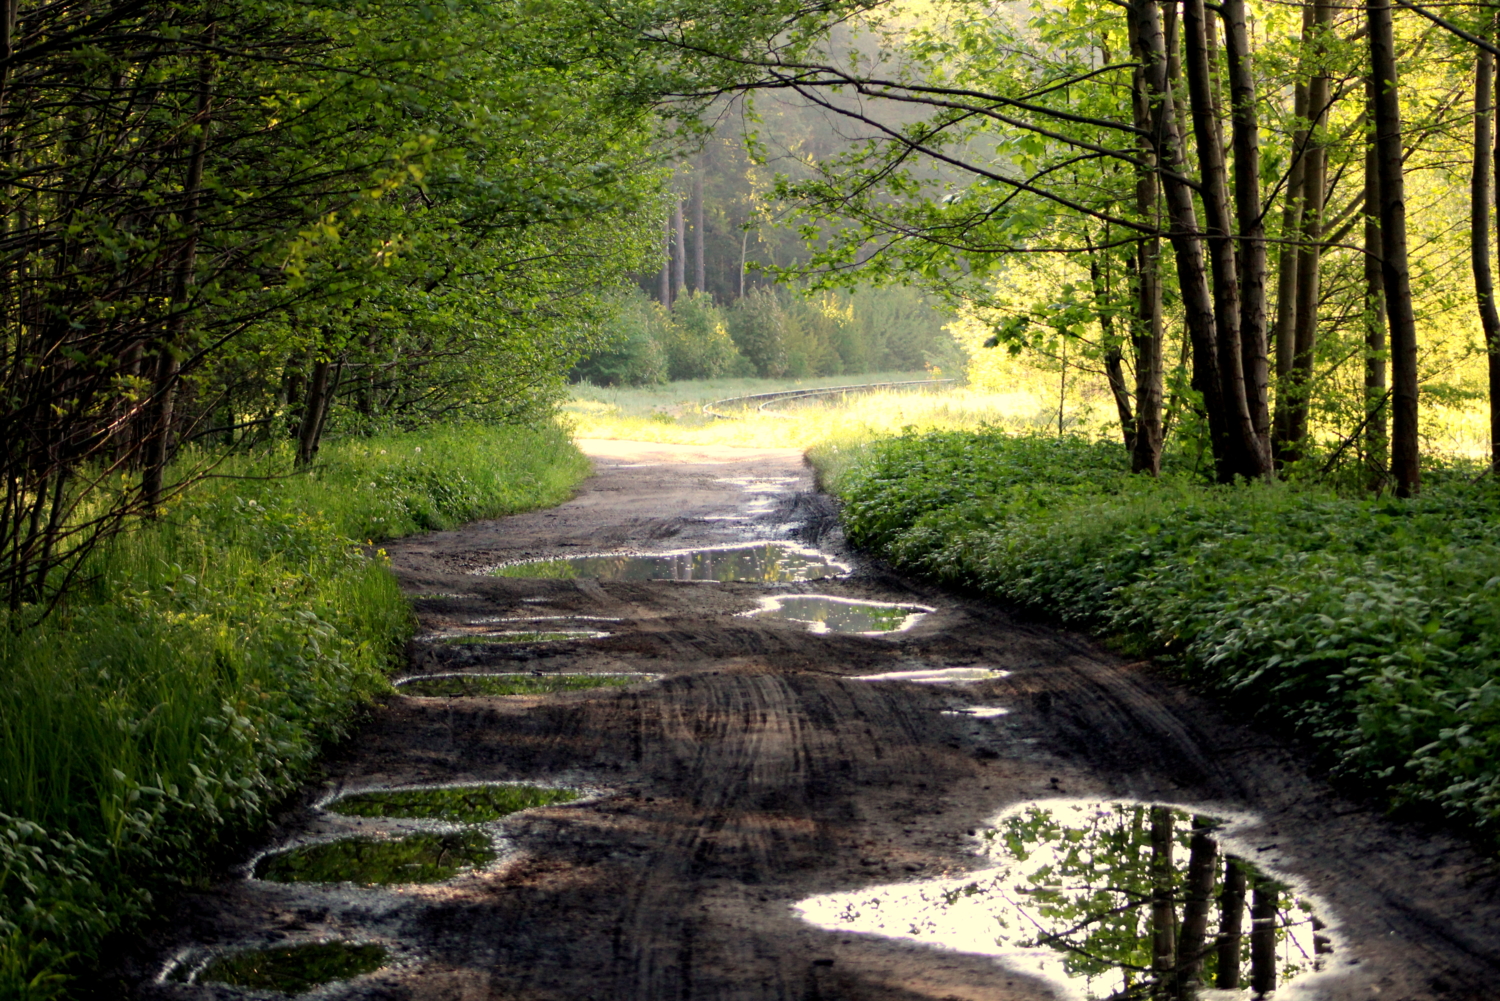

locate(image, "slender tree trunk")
[[1221, 0, 1272, 464], [296, 358, 332, 467], [1480, 38, 1500, 475], [1129, 16, 1165, 476], [1150, 806, 1178, 993], [1370, 0, 1421, 496], [1216, 857, 1248, 988], [1283, 0, 1333, 461], [1250, 883, 1278, 995], [143, 56, 213, 510], [672, 197, 687, 301], [1177, 819, 1219, 992], [1090, 251, 1137, 451], [1365, 84, 1389, 487], [1134, 0, 1233, 481], [1271, 4, 1314, 455], [692, 168, 706, 294], [1184, 0, 1267, 479], [659, 214, 672, 304]]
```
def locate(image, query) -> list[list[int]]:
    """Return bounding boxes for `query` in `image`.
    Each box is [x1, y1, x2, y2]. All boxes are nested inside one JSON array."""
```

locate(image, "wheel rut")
[[119, 439, 1500, 1001]]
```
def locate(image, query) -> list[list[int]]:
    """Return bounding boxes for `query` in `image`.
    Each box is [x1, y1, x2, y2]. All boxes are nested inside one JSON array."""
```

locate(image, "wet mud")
[[119, 438, 1500, 1000]]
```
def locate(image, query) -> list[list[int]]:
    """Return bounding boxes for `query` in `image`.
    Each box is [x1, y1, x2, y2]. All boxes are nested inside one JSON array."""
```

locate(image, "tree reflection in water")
[[796, 801, 1335, 999]]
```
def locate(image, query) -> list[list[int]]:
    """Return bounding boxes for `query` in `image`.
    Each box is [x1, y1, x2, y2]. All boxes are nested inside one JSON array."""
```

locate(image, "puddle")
[[396, 672, 655, 697], [254, 830, 495, 885], [744, 595, 933, 635], [429, 630, 609, 645], [326, 783, 579, 824], [465, 615, 622, 624], [488, 542, 847, 582], [179, 942, 388, 992], [797, 800, 1336, 1000], [855, 667, 1009, 684], [941, 706, 1010, 718]]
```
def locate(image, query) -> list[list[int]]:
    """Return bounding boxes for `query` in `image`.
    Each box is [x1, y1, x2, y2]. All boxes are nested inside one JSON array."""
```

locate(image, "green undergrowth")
[[816, 429, 1500, 842], [0, 423, 588, 998]]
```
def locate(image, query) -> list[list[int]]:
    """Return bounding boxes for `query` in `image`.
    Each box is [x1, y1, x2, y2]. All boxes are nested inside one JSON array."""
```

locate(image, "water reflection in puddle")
[[856, 667, 1009, 684], [325, 783, 579, 824], [487, 543, 847, 582], [172, 942, 389, 992], [941, 706, 1010, 718], [254, 830, 494, 885], [797, 800, 1336, 1000], [396, 672, 656, 697], [744, 595, 933, 635]]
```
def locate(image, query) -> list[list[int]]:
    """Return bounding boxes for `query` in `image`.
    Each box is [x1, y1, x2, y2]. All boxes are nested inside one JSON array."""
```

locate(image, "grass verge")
[[0, 424, 588, 998], [815, 429, 1500, 841]]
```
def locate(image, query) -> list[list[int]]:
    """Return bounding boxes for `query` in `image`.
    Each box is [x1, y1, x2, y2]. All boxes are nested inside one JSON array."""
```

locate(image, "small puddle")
[[429, 629, 610, 645], [744, 595, 933, 635], [326, 783, 579, 824], [254, 830, 495, 885], [176, 942, 389, 992], [488, 543, 847, 582], [941, 706, 1010, 718], [855, 667, 1009, 684], [396, 672, 655, 697], [797, 800, 1336, 999]]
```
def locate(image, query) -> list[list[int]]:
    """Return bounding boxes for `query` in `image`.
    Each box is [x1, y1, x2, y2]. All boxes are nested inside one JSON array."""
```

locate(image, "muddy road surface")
[[126, 440, 1500, 1001]]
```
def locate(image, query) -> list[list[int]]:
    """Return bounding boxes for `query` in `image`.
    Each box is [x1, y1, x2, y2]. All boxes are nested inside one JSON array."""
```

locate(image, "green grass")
[[817, 429, 1500, 843], [0, 423, 589, 998]]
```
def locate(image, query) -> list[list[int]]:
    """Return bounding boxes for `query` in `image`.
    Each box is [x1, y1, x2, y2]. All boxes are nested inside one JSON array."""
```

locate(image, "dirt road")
[[129, 440, 1500, 1001]]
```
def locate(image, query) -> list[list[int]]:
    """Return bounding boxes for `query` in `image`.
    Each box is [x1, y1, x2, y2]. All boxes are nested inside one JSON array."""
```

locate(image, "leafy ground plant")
[[816, 428, 1500, 841], [0, 424, 588, 997]]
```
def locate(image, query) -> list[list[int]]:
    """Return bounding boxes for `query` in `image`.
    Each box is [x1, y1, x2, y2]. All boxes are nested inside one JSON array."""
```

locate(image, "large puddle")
[[855, 667, 1009, 684], [744, 595, 933, 634], [326, 783, 579, 824], [173, 942, 388, 992], [396, 672, 655, 697], [254, 830, 495, 885], [488, 542, 847, 582], [796, 800, 1336, 999]]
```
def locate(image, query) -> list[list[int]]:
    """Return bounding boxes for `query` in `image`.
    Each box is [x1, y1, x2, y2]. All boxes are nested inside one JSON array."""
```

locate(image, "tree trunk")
[[1183, 0, 1268, 480], [1365, 82, 1389, 487], [1271, 4, 1313, 456], [142, 56, 213, 510], [1091, 252, 1137, 451], [1128, 10, 1165, 475], [1133, 0, 1233, 482], [1282, 0, 1333, 461], [1150, 807, 1178, 994], [1221, 0, 1272, 464], [692, 168, 706, 293], [1250, 883, 1278, 995], [672, 197, 687, 301], [1480, 40, 1500, 475], [1177, 818, 1219, 992], [659, 214, 672, 304], [1370, 0, 1421, 496], [1216, 857, 1248, 988], [296, 358, 332, 467]]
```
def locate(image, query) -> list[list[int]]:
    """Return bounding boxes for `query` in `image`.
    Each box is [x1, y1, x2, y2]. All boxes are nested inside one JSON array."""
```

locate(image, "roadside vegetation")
[[814, 429, 1500, 841], [0, 425, 586, 997]]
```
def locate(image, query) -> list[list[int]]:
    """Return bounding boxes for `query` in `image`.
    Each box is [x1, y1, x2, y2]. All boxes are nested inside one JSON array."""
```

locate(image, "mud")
[[120, 438, 1500, 1000]]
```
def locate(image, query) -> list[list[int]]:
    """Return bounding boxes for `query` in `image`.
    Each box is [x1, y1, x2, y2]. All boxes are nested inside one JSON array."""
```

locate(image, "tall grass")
[[0, 424, 588, 998]]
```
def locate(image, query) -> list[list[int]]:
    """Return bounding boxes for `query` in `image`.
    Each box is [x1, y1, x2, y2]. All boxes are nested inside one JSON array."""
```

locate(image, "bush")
[[0, 424, 588, 997], [662, 292, 752, 380], [825, 428, 1500, 840]]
